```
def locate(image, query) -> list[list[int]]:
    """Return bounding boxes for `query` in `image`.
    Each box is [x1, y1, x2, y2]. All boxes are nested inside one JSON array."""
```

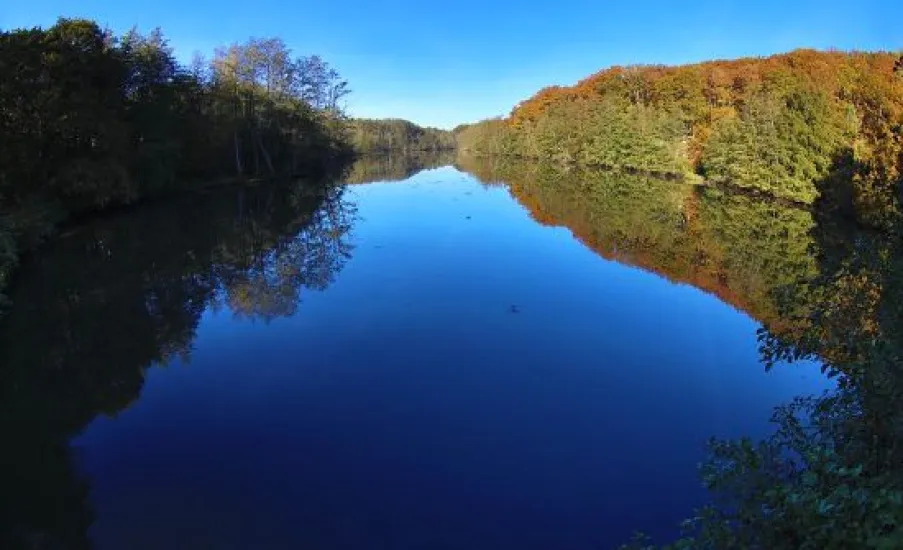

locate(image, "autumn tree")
[[460, 49, 903, 224]]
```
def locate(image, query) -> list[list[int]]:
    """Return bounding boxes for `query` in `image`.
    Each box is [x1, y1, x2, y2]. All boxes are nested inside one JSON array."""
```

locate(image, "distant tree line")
[[0, 18, 354, 309], [350, 118, 456, 154], [344, 150, 456, 183], [456, 49, 903, 227]]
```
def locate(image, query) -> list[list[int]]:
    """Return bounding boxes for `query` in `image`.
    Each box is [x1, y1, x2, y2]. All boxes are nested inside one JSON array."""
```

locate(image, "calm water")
[[1, 157, 830, 549]]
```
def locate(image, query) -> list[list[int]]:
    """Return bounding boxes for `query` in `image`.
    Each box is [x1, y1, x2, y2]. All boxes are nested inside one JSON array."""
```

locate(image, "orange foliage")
[[510, 48, 901, 142]]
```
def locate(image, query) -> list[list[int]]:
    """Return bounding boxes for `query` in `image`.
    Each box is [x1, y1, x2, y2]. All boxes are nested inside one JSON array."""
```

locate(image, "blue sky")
[[3, 1, 899, 129]]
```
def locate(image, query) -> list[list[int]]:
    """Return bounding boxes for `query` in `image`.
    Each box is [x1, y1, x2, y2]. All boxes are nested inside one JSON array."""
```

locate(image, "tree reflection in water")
[[0, 175, 356, 549], [456, 156, 903, 548]]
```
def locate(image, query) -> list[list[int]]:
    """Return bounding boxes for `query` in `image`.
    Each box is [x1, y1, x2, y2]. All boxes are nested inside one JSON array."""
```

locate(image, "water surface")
[[0, 157, 830, 549]]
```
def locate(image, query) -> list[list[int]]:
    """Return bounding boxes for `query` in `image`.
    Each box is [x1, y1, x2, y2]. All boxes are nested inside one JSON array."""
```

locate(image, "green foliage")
[[701, 87, 855, 203], [632, 375, 903, 549], [455, 118, 520, 156], [662, 393, 903, 550], [350, 118, 456, 153], [0, 18, 353, 206], [459, 100, 694, 177], [577, 102, 690, 174], [493, 97, 693, 174], [0, 18, 355, 307], [619, 207, 903, 549], [0, 20, 132, 209]]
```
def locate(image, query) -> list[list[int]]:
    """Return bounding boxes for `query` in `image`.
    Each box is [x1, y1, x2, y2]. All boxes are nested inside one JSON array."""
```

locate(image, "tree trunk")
[[249, 93, 260, 176], [257, 134, 275, 176], [233, 131, 244, 176]]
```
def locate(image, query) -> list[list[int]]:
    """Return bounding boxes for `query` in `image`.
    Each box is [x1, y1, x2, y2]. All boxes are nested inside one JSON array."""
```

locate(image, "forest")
[[456, 50, 903, 227], [0, 18, 359, 310], [349, 118, 456, 154]]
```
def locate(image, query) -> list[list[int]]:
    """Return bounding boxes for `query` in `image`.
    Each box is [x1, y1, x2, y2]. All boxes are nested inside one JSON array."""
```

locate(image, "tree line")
[[0, 18, 355, 310], [350, 118, 456, 154], [456, 50, 903, 227]]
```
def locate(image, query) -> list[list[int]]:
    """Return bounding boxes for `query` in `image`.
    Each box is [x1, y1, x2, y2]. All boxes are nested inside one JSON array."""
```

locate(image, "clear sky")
[[3, 1, 899, 129]]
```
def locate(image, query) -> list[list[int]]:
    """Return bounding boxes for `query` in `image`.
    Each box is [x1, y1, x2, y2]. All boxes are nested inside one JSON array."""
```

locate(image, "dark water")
[[0, 156, 830, 549]]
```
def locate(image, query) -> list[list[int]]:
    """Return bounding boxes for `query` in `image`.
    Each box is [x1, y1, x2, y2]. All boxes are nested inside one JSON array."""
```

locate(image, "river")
[[0, 154, 831, 549]]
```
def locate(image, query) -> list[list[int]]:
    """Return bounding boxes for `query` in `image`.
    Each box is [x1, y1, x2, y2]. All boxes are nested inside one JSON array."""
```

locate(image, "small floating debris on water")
[[465, 216, 471, 220], [509, 305, 520, 314]]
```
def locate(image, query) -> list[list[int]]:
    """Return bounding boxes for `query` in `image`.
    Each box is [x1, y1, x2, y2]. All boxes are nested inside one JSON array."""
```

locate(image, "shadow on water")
[[0, 175, 357, 549]]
